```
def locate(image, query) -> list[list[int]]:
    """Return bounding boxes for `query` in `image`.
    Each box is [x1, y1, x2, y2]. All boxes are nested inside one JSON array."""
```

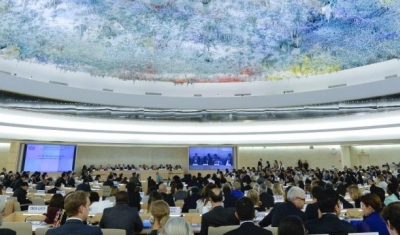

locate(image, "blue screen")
[[22, 144, 76, 172], [189, 147, 234, 170]]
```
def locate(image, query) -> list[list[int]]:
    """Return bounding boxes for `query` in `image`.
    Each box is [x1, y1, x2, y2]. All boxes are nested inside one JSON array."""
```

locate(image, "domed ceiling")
[[1, 0, 400, 84]]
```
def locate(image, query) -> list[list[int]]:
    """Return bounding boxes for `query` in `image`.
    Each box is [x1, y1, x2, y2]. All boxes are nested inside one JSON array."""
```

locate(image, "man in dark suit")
[[47, 182, 62, 194], [305, 189, 356, 235], [129, 173, 142, 187], [158, 183, 175, 206], [259, 183, 274, 210], [258, 186, 307, 227], [46, 191, 102, 235], [182, 186, 201, 213], [55, 172, 68, 187], [12, 182, 31, 210], [76, 179, 91, 192], [12, 173, 28, 191], [200, 187, 239, 235], [224, 197, 272, 235], [67, 172, 76, 188], [100, 191, 143, 235], [103, 175, 114, 187], [305, 186, 323, 220]]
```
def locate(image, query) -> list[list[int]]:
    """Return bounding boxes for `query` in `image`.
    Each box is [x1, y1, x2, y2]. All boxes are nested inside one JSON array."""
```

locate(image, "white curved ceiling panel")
[[1, 73, 400, 109], [1, 108, 400, 145]]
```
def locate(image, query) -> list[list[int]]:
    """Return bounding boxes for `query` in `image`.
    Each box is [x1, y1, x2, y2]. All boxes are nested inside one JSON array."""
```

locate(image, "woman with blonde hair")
[[377, 175, 388, 191], [348, 184, 362, 208], [149, 200, 170, 235], [272, 182, 284, 196], [246, 189, 264, 211]]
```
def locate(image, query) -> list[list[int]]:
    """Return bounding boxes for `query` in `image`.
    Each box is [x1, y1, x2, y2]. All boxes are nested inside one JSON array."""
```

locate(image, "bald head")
[[209, 188, 223, 203], [158, 183, 167, 193]]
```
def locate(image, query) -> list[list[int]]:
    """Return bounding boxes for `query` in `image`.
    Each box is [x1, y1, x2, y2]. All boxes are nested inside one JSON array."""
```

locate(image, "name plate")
[[28, 205, 48, 214], [56, 190, 66, 196], [169, 207, 181, 215], [36, 190, 46, 195]]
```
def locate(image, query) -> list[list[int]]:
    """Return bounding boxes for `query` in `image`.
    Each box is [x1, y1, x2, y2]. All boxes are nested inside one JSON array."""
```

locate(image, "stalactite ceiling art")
[[0, 0, 399, 84]]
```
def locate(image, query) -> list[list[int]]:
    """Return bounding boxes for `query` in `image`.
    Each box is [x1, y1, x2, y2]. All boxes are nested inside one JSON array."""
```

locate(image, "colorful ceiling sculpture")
[[0, 0, 399, 83]]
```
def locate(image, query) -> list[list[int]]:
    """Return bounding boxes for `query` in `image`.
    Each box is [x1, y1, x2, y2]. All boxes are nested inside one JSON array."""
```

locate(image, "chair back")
[[208, 225, 238, 235], [32, 197, 46, 206], [35, 227, 51, 235], [102, 186, 111, 197], [346, 208, 364, 219], [265, 227, 279, 235], [175, 200, 184, 208], [3, 200, 15, 216], [101, 228, 126, 235], [13, 202, 21, 212], [7, 197, 17, 202], [0, 222, 32, 235]]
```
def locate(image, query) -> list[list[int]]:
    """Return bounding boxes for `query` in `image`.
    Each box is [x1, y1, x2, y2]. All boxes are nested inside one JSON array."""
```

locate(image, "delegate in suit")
[[46, 191, 102, 235], [223, 197, 272, 235], [305, 189, 356, 235], [100, 191, 143, 235], [258, 187, 308, 227], [200, 187, 239, 235]]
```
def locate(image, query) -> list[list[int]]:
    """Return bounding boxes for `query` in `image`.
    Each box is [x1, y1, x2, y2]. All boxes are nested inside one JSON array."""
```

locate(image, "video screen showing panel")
[[189, 146, 234, 170]]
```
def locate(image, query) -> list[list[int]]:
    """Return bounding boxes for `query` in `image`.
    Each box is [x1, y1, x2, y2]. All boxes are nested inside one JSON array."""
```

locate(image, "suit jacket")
[[258, 201, 307, 227], [12, 187, 31, 205], [0, 228, 16, 235], [36, 182, 46, 190], [160, 192, 175, 207], [259, 192, 274, 210], [55, 177, 67, 187], [182, 194, 201, 213], [200, 206, 239, 235], [174, 190, 188, 201], [223, 193, 237, 208], [223, 222, 272, 235], [103, 180, 114, 187], [339, 195, 354, 209], [47, 187, 59, 194], [305, 202, 319, 220], [129, 177, 142, 187], [76, 183, 91, 192], [128, 191, 142, 211], [305, 213, 356, 235], [100, 204, 143, 235], [12, 179, 23, 191], [67, 177, 76, 187], [46, 219, 102, 235]]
